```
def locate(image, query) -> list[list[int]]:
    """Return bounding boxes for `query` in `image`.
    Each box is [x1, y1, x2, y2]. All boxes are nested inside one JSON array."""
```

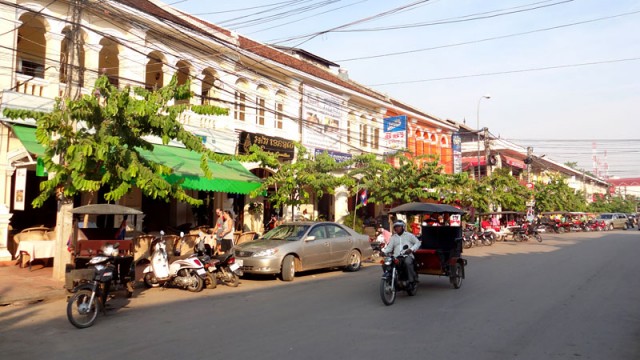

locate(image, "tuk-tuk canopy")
[[390, 202, 466, 215], [70, 204, 143, 215], [479, 211, 525, 216]]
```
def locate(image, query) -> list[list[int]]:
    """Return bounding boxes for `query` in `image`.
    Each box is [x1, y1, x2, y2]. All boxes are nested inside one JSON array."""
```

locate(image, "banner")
[[301, 85, 344, 151], [382, 115, 407, 153], [14, 168, 26, 211]]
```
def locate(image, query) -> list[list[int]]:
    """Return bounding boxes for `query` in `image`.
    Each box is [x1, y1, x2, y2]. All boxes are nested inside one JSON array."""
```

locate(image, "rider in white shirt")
[[382, 220, 421, 282]]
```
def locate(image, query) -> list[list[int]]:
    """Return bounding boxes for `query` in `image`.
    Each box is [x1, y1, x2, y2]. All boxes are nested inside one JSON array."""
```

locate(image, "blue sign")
[[383, 115, 407, 132], [314, 148, 352, 163]]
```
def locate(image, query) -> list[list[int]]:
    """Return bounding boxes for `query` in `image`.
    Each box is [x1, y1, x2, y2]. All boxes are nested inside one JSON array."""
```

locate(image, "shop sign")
[[452, 133, 462, 174], [14, 168, 26, 211], [382, 115, 407, 154], [301, 85, 344, 151], [314, 148, 352, 163], [239, 131, 295, 160]]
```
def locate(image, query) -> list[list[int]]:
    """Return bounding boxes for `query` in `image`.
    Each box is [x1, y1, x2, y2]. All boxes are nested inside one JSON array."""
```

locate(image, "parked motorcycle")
[[524, 225, 543, 242], [143, 231, 206, 292], [194, 239, 243, 289], [379, 246, 418, 306], [67, 243, 124, 329]]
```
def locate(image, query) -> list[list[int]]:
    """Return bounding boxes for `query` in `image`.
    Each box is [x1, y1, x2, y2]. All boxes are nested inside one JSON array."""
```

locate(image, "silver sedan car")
[[234, 221, 372, 281]]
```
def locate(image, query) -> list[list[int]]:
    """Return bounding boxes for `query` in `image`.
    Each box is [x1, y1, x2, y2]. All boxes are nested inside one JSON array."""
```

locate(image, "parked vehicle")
[[234, 221, 372, 281], [195, 240, 243, 289], [379, 245, 418, 306], [524, 224, 543, 242], [66, 243, 121, 329], [143, 231, 207, 292], [596, 213, 630, 230]]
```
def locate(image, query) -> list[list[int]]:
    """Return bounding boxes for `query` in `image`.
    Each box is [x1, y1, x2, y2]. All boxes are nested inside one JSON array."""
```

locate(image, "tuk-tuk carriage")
[[478, 211, 526, 241], [65, 204, 143, 297], [389, 202, 467, 289]]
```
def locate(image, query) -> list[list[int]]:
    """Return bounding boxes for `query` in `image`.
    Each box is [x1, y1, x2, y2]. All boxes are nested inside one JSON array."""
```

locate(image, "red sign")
[[525, 183, 534, 190]]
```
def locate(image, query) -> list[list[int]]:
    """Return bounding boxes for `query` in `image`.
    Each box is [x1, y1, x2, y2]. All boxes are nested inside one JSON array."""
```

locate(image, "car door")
[[302, 225, 331, 270], [326, 224, 352, 266]]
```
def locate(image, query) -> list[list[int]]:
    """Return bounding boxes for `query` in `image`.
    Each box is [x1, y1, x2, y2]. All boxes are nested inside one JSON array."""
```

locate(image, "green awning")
[[138, 145, 262, 194], [9, 125, 262, 194], [12, 124, 46, 156]]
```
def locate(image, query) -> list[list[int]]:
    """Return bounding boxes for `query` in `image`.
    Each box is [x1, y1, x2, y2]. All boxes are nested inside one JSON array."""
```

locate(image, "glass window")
[[309, 225, 327, 239]]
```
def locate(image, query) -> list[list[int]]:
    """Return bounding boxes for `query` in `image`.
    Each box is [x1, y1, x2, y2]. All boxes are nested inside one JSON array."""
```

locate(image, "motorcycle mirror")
[[160, 230, 165, 236], [180, 231, 185, 237]]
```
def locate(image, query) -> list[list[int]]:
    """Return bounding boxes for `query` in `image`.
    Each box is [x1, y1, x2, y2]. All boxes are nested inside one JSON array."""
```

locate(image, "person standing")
[[210, 208, 224, 253], [220, 210, 235, 254]]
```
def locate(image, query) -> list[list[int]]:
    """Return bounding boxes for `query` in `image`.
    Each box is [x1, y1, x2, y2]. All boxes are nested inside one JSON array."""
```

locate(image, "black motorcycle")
[[66, 243, 130, 329], [379, 246, 418, 306], [195, 240, 242, 289]]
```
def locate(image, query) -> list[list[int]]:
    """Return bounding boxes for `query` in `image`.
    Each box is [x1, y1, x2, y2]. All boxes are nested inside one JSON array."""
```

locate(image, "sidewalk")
[[0, 261, 66, 306]]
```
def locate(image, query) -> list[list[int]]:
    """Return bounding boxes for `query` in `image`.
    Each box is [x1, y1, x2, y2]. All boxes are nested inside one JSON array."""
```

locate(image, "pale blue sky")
[[170, 0, 640, 177]]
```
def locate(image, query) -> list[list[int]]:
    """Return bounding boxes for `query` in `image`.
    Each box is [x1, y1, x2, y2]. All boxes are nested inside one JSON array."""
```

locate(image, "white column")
[[0, 124, 13, 260], [83, 43, 101, 89], [334, 185, 350, 224], [44, 32, 64, 99]]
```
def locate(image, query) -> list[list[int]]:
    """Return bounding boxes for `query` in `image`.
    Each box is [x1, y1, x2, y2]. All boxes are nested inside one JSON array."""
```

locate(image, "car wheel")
[[344, 250, 362, 272], [280, 255, 295, 282]]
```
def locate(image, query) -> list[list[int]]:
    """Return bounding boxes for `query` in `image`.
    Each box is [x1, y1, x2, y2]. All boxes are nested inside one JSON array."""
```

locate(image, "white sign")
[[14, 168, 27, 211], [449, 214, 461, 227], [301, 85, 344, 150], [382, 115, 407, 153]]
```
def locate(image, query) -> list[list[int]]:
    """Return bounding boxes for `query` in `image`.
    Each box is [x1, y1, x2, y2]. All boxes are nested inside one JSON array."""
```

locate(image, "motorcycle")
[[67, 243, 124, 329], [143, 231, 207, 292], [379, 245, 418, 306], [524, 225, 543, 242], [194, 237, 243, 289]]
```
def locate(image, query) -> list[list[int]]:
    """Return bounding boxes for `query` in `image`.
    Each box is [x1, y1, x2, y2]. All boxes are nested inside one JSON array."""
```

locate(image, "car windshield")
[[599, 214, 613, 219], [262, 225, 310, 241]]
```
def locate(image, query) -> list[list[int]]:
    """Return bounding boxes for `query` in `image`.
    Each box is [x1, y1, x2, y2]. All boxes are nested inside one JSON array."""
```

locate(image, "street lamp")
[[476, 94, 491, 180]]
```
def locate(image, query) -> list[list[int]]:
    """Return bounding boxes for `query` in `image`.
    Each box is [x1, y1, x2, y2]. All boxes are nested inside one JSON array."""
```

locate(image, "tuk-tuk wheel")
[[450, 263, 463, 289]]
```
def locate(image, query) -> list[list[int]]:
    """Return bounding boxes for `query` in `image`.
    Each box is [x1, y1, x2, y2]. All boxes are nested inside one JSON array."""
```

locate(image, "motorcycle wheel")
[[67, 290, 99, 329], [205, 272, 217, 289], [514, 233, 522, 242], [463, 240, 472, 249], [535, 233, 542, 242], [449, 263, 463, 289], [186, 272, 204, 292], [143, 273, 158, 288], [221, 268, 240, 287], [380, 277, 396, 306]]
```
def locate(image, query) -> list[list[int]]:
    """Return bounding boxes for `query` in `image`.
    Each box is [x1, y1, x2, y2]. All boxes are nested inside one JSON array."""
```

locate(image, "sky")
[[169, 0, 640, 177]]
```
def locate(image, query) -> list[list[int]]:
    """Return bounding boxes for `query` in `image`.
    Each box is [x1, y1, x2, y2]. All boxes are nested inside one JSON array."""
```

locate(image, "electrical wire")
[[336, 9, 640, 62]]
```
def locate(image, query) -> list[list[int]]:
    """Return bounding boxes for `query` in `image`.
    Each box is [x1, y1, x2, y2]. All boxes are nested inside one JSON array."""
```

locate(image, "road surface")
[[1, 230, 639, 359]]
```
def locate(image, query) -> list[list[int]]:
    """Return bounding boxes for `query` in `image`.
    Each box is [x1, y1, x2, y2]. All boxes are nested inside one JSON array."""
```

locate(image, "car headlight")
[[252, 248, 279, 257]]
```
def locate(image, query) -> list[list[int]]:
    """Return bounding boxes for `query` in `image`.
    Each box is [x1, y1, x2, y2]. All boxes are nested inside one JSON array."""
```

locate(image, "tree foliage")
[[3, 75, 228, 207], [533, 174, 586, 212], [588, 193, 637, 213]]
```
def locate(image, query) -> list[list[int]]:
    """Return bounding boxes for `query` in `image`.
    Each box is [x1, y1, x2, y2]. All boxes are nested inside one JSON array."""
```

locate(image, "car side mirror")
[[305, 235, 316, 242]]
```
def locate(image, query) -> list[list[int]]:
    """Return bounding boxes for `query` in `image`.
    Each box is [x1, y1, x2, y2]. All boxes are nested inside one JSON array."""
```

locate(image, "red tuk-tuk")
[[389, 202, 467, 289]]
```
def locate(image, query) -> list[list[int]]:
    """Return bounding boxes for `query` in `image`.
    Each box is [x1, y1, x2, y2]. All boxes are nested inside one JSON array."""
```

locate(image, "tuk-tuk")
[[389, 202, 467, 289], [64, 204, 143, 297]]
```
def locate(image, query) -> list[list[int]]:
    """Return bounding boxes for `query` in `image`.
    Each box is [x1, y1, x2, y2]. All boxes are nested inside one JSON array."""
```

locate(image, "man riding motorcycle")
[[382, 220, 422, 283]]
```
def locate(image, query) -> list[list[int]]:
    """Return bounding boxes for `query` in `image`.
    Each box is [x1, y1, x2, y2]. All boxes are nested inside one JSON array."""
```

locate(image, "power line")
[[368, 57, 640, 86], [336, 10, 640, 62]]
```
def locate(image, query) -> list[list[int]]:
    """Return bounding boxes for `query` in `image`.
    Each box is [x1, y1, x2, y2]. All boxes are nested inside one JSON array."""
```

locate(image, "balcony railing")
[[14, 73, 49, 97]]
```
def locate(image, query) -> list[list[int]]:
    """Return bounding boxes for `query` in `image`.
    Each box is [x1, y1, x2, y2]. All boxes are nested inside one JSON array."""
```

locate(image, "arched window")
[[275, 90, 286, 129], [360, 116, 368, 147], [145, 52, 164, 91], [17, 14, 47, 80], [256, 85, 268, 126], [201, 68, 218, 105], [372, 125, 380, 149], [98, 37, 119, 87], [347, 112, 356, 143], [234, 79, 248, 121], [175, 60, 191, 105]]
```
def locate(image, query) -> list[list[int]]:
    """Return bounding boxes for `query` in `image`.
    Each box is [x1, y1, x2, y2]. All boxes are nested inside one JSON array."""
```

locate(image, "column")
[[334, 185, 349, 224], [83, 43, 101, 90], [43, 32, 64, 99], [0, 125, 13, 261]]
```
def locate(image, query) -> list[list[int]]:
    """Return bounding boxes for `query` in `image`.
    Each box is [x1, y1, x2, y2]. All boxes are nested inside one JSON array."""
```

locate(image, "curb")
[[0, 288, 67, 306]]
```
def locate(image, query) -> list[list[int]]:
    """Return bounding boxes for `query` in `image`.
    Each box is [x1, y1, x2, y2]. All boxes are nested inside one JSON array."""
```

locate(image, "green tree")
[[3, 75, 228, 207], [479, 168, 531, 212], [534, 174, 587, 212]]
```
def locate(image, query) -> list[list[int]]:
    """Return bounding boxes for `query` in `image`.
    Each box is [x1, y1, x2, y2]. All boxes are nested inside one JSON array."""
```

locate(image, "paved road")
[[1, 230, 639, 359]]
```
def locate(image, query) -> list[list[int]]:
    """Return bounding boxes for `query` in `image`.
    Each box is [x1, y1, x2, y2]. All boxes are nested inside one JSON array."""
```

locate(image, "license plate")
[[235, 259, 243, 267], [229, 263, 240, 272], [196, 268, 206, 275]]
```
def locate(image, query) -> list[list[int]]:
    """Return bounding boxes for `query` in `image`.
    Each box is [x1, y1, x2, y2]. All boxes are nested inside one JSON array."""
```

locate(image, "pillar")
[[43, 32, 64, 98], [334, 185, 349, 224]]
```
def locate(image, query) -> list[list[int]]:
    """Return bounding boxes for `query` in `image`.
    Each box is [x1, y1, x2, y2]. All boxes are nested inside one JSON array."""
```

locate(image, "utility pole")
[[53, 0, 85, 280], [526, 146, 533, 183], [484, 128, 491, 177]]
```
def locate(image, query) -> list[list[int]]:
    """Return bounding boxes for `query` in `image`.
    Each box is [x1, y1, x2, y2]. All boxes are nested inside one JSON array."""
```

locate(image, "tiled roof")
[[609, 178, 640, 186], [116, 0, 386, 101]]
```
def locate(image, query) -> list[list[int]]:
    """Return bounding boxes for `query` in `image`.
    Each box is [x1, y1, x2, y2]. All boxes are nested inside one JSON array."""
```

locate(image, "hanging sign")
[[14, 168, 27, 211]]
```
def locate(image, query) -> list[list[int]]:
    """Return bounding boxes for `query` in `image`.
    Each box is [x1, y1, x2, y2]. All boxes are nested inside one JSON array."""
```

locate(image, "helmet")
[[393, 220, 406, 230]]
